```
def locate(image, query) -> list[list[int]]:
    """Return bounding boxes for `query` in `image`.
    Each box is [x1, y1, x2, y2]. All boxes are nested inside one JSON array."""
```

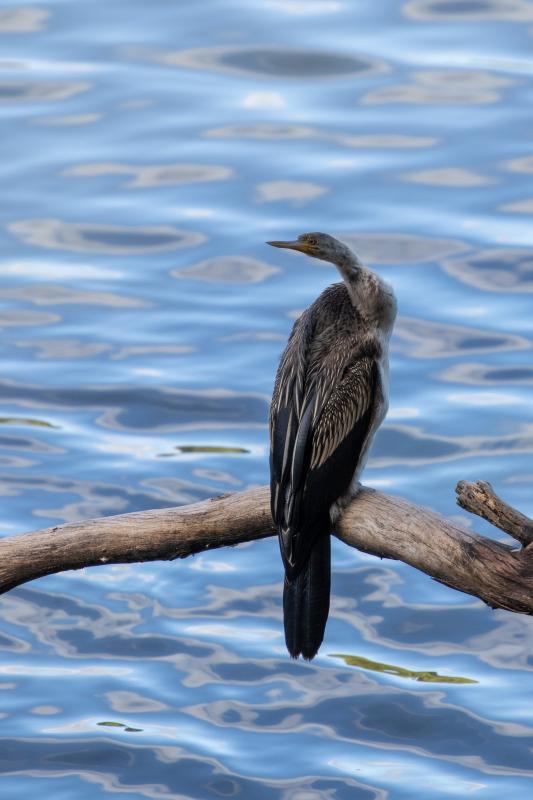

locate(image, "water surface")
[[1, 1, 533, 798]]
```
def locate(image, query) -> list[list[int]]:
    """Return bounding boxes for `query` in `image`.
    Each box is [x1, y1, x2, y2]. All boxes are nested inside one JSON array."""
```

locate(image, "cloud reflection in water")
[[0, 81, 90, 102], [0, 309, 60, 328], [63, 162, 234, 188], [2, 284, 148, 308], [399, 167, 495, 187], [0, 8, 50, 32], [204, 123, 438, 150], [394, 316, 529, 357], [8, 220, 206, 255], [442, 249, 533, 292], [438, 362, 533, 385], [256, 180, 328, 205], [362, 70, 515, 105], [404, 0, 533, 21], [149, 45, 389, 80], [172, 256, 280, 284], [341, 233, 468, 264]]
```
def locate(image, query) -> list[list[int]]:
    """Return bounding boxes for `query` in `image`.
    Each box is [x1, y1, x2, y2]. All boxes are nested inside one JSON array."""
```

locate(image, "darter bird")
[[267, 232, 397, 660]]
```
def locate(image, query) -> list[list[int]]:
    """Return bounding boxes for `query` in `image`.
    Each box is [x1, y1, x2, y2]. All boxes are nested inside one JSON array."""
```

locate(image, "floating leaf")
[[330, 653, 478, 684]]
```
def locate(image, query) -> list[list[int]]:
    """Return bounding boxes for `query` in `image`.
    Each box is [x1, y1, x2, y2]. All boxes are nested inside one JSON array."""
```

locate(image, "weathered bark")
[[456, 479, 533, 547], [0, 483, 532, 614]]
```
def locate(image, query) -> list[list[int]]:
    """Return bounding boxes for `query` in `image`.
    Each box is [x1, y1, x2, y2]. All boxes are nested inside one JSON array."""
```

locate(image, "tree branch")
[[0, 485, 532, 614], [456, 479, 533, 547]]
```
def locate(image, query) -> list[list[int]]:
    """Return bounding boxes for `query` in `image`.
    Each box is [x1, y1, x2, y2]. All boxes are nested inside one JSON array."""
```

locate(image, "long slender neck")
[[333, 247, 381, 323]]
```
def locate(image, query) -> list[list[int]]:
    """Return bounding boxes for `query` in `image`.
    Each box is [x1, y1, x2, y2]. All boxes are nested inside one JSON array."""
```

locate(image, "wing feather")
[[271, 348, 379, 576], [310, 359, 374, 470]]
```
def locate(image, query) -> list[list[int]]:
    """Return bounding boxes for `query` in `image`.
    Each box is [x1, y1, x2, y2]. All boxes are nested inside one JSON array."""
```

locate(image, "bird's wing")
[[270, 353, 378, 576], [270, 312, 313, 518]]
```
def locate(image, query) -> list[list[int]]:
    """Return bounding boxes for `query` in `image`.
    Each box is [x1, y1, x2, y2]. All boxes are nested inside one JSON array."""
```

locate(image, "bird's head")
[[268, 231, 397, 332], [267, 232, 350, 265]]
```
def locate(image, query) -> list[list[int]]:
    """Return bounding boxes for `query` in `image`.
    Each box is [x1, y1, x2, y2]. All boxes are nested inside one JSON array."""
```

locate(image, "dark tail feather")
[[283, 534, 331, 660]]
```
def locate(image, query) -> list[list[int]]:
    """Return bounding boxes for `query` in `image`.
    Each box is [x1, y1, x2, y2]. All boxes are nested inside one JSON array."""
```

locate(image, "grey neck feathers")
[[332, 248, 386, 328]]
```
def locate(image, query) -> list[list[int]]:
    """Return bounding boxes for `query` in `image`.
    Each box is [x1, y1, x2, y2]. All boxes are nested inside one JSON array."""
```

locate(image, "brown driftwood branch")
[[456, 479, 533, 548], [0, 484, 532, 614]]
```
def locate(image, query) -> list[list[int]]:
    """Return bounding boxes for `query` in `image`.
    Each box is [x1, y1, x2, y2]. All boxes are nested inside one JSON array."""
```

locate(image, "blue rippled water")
[[1, 1, 533, 797]]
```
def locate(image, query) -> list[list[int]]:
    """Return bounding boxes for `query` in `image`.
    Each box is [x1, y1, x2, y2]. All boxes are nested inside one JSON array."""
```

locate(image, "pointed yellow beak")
[[266, 240, 310, 254]]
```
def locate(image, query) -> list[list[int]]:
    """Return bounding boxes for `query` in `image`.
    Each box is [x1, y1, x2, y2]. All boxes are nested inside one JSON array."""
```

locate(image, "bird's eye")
[[306, 237, 317, 246]]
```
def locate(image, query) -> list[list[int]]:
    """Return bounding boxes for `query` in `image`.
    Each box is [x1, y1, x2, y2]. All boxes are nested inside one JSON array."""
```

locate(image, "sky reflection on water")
[[1, 0, 533, 798]]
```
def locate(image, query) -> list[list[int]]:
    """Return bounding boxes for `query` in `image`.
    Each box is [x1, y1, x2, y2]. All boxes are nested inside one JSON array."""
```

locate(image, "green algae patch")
[[97, 721, 124, 727], [330, 653, 478, 684], [97, 721, 143, 732], [0, 416, 59, 429]]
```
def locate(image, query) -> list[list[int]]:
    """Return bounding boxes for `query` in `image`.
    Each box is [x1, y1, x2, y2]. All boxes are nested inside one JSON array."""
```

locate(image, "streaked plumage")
[[267, 233, 397, 660]]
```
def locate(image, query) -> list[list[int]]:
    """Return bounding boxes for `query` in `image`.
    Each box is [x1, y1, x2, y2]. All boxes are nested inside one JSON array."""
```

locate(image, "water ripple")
[[0, 309, 60, 328], [173, 256, 280, 284], [204, 123, 438, 149], [372, 423, 533, 466], [35, 113, 103, 126], [8, 220, 206, 255], [0, 8, 50, 32], [394, 316, 529, 357], [362, 69, 514, 105], [14, 339, 113, 360], [2, 2, 533, 797], [341, 233, 469, 263], [399, 167, 495, 187], [63, 163, 234, 188], [0, 380, 268, 433], [256, 180, 328, 205], [501, 199, 533, 214], [0, 81, 90, 102], [438, 362, 533, 384], [442, 249, 533, 292], [151, 45, 389, 80], [2, 284, 148, 308], [404, 0, 533, 22]]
